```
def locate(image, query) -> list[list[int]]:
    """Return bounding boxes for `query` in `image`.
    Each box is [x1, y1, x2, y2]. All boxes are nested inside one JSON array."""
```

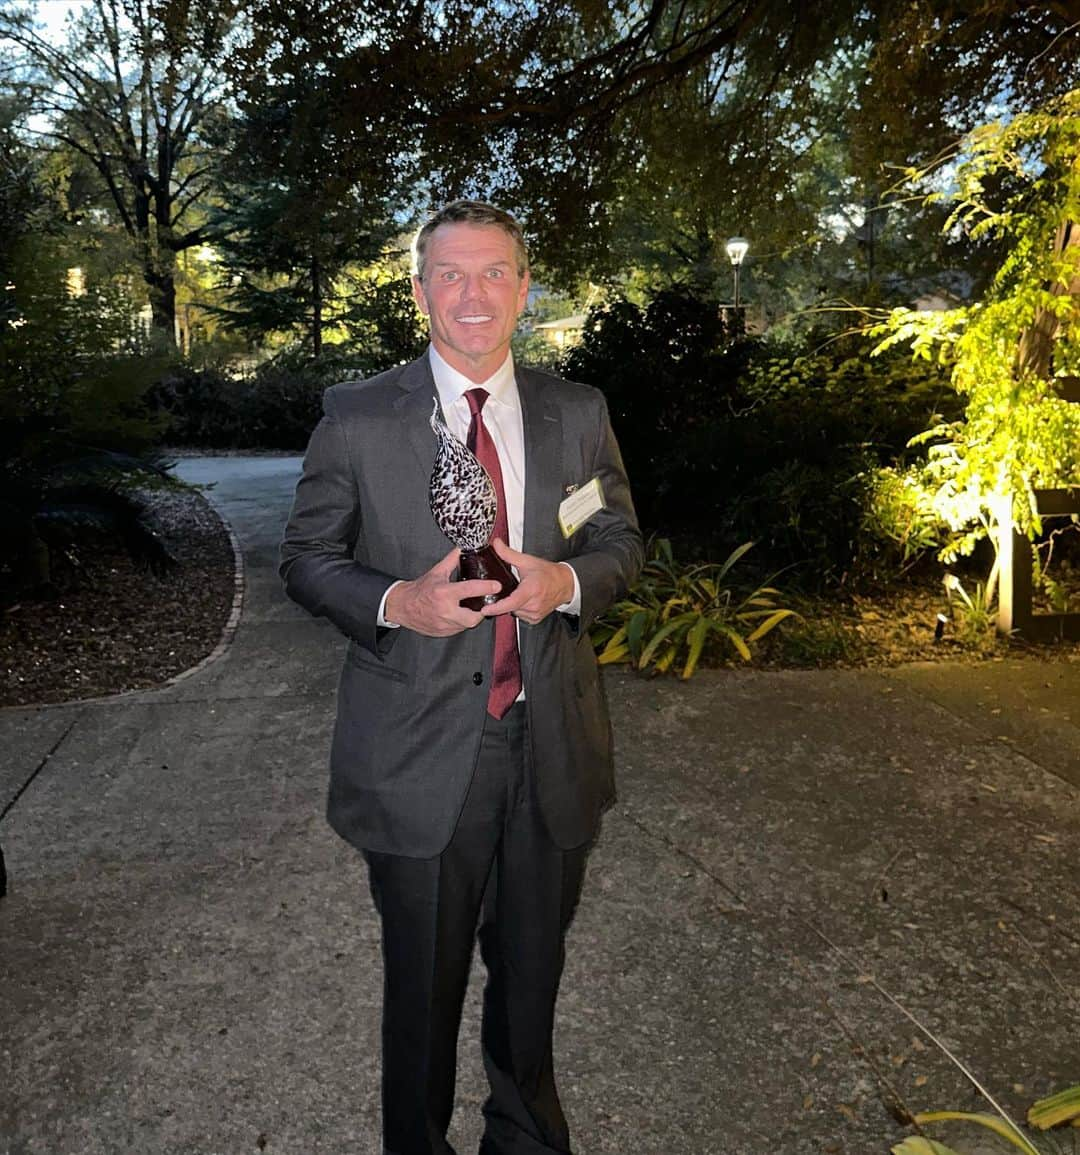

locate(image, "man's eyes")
[[440, 269, 505, 281]]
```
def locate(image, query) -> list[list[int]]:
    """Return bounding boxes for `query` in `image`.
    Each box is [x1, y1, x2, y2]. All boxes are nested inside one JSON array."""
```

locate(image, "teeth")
[[458, 315, 493, 324]]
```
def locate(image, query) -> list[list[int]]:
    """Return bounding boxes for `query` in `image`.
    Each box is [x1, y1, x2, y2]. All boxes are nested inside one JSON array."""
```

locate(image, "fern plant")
[[591, 538, 796, 679]]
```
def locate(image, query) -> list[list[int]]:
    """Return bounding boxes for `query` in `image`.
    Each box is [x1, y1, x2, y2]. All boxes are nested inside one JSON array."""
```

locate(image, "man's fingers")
[[491, 537, 529, 567], [480, 584, 529, 616], [432, 547, 462, 577], [451, 579, 502, 603]]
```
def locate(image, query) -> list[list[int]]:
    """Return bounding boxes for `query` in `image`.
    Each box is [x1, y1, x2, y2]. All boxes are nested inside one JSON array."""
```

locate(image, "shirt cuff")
[[377, 580, 404, 629], [556, 562, 581, 616]]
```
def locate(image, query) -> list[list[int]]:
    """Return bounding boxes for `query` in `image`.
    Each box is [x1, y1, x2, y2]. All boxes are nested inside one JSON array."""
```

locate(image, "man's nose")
[[460, 274, 487, 298]]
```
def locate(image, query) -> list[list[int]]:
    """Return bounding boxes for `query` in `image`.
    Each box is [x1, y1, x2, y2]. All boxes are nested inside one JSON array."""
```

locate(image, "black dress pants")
[[364, 704, 589, 1155]]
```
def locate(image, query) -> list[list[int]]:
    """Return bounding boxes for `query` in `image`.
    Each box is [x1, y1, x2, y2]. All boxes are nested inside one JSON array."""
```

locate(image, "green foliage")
[[0, 109, 164, 452], [942, 574, 996, 646], [591, 539, 796, 678], [0, 0, 234, 343], [892, 1083, 1080, 1155], [563, 285, 745, 510], [152, 346, 388, 450], [862, 467, 949, 571], [1033, 550, 1073, 614], [1028, 1084, 1080, 1131], [566, 289, 956, 585], [891, 1139, 961, 1155], [870, 90, 1080, 565], [150, 363, 309, 452], [763, 613, 865, 668], [1, 234, 167, 460], [727, 343, 958, 582], [0, 115, 174, 596]]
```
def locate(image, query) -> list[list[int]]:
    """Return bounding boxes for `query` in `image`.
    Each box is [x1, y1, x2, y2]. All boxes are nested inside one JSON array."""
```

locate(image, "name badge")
[[558, 477, 606, 538]]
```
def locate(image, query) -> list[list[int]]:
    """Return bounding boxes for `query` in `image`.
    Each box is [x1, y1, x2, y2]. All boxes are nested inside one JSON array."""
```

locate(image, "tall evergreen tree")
[[214, 0, 427, 353]]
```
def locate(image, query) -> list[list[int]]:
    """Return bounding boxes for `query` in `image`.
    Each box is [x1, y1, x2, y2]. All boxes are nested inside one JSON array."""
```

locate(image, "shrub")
[[591, 538, 796, 677], [564, 291, 959, 588], [152, 346, 378, 450], [562, 287, 751, 532], [0, 223, 172, 597]]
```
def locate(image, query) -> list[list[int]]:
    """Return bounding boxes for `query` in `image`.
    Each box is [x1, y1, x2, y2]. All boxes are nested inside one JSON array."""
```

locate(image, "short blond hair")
[[412, 200, 529, 281]]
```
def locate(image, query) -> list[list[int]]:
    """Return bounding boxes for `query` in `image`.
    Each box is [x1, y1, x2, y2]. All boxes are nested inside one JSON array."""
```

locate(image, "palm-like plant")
[[892, 1083, 1080, 1154], [591, 538, 796, 679]]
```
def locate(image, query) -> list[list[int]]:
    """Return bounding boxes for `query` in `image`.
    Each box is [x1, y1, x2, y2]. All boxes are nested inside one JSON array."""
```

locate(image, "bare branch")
[[169, 182, 213, 226], [167, 225, 215, 252]]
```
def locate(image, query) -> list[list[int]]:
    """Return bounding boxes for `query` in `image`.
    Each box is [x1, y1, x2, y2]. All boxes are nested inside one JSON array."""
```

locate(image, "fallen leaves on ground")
[[1, 487, 235, 707]]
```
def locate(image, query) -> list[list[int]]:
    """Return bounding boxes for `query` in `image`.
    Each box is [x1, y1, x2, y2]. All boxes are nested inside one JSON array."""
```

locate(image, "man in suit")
[[280, 200, 642, 1155]]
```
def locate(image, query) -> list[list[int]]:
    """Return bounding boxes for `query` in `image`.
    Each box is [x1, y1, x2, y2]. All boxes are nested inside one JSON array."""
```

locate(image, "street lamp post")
[[726, 236, 749, 310]]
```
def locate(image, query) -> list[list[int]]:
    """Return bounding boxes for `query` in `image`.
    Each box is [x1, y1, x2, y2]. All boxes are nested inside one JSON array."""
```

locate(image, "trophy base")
[[458, 546, 519, 611]]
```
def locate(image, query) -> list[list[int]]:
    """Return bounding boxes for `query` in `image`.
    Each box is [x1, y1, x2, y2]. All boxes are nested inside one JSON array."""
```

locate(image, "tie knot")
[[465, 388, 489, 417]]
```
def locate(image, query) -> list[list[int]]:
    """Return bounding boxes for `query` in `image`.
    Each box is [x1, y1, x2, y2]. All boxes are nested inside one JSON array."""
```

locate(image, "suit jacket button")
[[473, 672, 484, 685]]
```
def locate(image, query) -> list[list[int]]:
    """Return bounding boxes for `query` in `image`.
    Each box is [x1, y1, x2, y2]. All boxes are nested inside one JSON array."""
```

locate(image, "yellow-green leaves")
[[591, 538, 797, 678], [891, 1138, 963, 1155], [868, 89, 1080, 561], [1028, 1084, 1080, 1130], [913, 1111, 1042, 1154]]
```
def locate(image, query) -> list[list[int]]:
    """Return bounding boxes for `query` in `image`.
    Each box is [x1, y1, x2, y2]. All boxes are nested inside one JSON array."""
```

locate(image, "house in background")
[[532, 313, 587, 350]]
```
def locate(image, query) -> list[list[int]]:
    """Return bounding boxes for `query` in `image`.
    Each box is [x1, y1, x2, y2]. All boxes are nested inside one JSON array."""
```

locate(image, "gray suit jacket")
[[280, 354, 642, 856]]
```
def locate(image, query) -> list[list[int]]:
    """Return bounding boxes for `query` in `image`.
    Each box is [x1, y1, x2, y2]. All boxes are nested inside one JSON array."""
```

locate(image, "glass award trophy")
[[429, 401, 519, 611]]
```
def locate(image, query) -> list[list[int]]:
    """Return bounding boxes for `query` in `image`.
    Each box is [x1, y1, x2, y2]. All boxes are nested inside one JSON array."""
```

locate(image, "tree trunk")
[[150, 175, 179, 347], [311, 245, 323, 358], [148, 265, 177, 345], [1017, 216, 1080, 380], [151, 121, 179, 348], [133, 183, 178, 347]]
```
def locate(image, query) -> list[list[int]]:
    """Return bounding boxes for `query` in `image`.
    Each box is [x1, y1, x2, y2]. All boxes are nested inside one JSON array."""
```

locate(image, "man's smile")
[[456, 314, 494, 324]]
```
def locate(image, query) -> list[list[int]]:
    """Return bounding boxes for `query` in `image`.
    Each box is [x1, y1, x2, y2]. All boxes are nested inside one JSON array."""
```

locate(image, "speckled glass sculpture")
[[429, 401, 518, 610]]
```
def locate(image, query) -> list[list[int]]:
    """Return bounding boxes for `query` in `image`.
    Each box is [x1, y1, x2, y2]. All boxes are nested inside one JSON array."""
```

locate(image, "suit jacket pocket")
[[572, 634, 601, 699], [346, 642, 410, 683]]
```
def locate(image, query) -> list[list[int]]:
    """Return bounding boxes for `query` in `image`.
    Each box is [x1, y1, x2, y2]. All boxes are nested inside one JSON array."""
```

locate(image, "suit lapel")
[[393, 354, 441, 479], [518, 367, 562, 560]]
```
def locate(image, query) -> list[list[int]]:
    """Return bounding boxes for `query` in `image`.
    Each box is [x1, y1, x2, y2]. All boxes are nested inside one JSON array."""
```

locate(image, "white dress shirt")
[[377, 346, 582, 637], [430, 344, 527, 556]]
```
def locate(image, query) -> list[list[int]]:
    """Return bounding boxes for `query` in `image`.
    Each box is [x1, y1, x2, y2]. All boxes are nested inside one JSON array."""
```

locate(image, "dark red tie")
[[465, 388, 522, 719]]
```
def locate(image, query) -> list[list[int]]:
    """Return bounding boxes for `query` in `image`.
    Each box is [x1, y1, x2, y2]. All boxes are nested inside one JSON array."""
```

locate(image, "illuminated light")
[[726, 237, 749, 311], [725, 237, 749, 266]]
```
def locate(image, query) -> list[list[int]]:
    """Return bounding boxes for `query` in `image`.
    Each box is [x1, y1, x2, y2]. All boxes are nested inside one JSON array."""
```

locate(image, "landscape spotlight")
[[726, 236, 749, 309]]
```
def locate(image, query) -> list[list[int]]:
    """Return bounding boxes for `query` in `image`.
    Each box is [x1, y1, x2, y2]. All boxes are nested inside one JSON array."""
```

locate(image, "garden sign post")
[[997, 376, 1080, 641]]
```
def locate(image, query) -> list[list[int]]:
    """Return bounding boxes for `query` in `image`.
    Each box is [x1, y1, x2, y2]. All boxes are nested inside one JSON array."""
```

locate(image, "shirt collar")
[[428, 344, 517, 411]]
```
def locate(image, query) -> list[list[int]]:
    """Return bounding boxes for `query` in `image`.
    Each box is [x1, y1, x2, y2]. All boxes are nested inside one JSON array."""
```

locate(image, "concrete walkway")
[[2, 456, 1079, 1155]]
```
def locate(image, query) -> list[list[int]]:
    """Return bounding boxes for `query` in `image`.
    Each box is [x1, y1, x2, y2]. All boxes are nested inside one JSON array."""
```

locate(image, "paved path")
[[2, 456, 1080, 1155]]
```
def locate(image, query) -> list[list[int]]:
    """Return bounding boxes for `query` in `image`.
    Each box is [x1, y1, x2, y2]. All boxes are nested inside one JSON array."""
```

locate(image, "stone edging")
[[157, 488, 245, 692]]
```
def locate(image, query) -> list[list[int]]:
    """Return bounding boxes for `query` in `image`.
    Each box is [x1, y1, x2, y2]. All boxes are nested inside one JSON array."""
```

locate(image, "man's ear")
[[412, 275, 429, 316]]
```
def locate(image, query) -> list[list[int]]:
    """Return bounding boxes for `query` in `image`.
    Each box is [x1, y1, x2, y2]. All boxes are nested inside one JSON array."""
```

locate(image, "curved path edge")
[[0, 486, 246, 715]]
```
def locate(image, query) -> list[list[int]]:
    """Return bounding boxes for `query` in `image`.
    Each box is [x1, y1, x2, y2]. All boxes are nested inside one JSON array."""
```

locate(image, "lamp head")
[[726, 237, 749, 266], [725, 237, 753, 266]]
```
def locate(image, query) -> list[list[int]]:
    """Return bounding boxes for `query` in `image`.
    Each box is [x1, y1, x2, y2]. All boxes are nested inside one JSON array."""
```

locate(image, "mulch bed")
[[0, 487, 237, 708], [4, 484, 1079, 707]]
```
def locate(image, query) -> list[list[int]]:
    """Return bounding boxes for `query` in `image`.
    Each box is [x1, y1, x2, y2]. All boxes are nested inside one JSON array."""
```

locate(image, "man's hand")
[[385, 548, 501, 636], [481, 539, 575, 626]]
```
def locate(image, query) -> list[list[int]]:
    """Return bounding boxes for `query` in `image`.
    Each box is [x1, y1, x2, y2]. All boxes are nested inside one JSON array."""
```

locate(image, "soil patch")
[[1, 487, 236, 707]]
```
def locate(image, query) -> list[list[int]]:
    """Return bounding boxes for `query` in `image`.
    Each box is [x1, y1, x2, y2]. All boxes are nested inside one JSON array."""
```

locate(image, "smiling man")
[[280, 200, 642, 1155]]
